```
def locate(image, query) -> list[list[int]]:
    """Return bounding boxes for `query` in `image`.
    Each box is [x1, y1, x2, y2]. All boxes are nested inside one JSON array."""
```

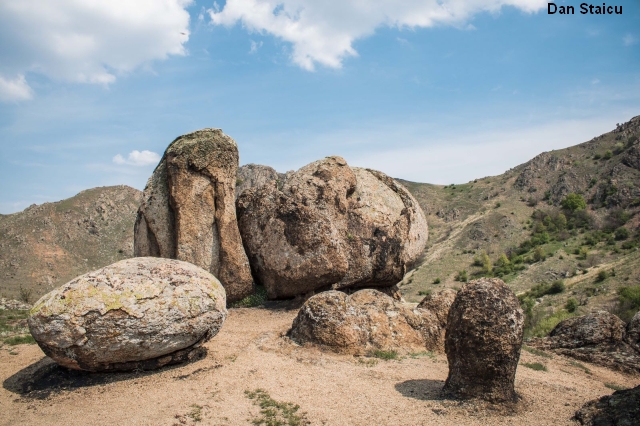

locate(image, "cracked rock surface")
[[443, 278, 524, 403], [134, 129, 253, 302], [28, 257, 227, 372], [289, 289, 447, 355], [237, 156, 428, 299]]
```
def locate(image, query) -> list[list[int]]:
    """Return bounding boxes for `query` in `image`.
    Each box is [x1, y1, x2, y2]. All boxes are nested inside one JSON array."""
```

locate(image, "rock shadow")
[[3, 348, 207, 400], [395, 379, 445, 401]]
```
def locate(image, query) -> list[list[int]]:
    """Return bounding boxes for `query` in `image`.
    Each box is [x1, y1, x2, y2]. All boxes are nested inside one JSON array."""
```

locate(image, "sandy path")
[[1, 307, 638, 426]]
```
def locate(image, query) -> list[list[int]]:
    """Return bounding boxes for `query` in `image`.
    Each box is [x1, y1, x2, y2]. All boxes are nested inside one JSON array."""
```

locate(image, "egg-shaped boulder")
[[28, 257, 227, 372]]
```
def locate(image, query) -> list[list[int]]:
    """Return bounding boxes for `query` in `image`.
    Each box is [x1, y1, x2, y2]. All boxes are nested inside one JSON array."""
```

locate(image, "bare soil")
[[1, 307, 638, 426]]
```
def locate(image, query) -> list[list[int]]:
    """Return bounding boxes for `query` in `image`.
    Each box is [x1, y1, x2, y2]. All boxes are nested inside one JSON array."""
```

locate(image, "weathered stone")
[[28, 258, 227, 372], [289, 289, 443, 355], [236, 164, 281, 199], [574, 385, 640, 426], [529, 311, 640, 374], [442, 278, 524, 403], [134, 129, 253, 302], [417, 289, 457, 328], [625, 310, 640, 353], [237, 156, 428, 299]]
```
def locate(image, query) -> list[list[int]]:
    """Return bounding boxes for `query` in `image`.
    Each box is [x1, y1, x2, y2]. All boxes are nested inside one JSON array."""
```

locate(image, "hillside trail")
[[421, 213, 484, 265], [1, 307, 638, 426]]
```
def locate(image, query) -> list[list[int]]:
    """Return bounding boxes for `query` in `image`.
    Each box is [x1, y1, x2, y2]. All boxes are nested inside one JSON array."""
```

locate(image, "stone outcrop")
[[134, 129, 253, 302], [236, 164, 281, 199], [442, 278, 524, 403], [237, 156, 428, 299], [574, 385, 640, 426], [289, 289, 445, 354], [625, 311, 640, 353], [417, 289, 457, 328], [529, 311, 640, 374], [28, 258, 227, 372]]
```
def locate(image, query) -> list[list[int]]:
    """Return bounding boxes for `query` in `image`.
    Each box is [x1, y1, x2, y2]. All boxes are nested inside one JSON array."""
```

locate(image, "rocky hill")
[[400, 115, 640, 335], [0, 186, 142, 302]]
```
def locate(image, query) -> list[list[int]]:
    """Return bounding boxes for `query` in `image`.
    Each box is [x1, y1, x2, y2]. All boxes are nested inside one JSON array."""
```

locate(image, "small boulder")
[[28, 258, 227, 372], [289, 289, 444, 355], [442, 278, 524, 403], [574, 385, 640, 426]]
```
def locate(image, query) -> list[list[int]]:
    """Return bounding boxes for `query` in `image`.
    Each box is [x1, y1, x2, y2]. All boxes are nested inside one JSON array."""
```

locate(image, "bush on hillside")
[[562, 193, 586, 212]]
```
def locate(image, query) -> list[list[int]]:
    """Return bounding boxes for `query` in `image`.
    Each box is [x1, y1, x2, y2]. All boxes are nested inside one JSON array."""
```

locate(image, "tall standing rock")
[[236, 156, 428, 299], [442, 278, 524, 403], [134, 129, 253, 302]]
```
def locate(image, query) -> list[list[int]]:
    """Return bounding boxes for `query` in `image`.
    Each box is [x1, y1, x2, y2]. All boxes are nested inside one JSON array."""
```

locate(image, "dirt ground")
[[1, 307, 638, 426]]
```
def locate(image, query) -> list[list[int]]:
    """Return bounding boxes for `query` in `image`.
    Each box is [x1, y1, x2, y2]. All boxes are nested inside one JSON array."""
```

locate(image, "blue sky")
[[0, 0, 639, 213]]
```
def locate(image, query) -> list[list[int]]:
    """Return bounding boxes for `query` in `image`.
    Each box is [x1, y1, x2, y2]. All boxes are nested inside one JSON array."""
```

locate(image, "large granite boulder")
[[236, 164, 281, 199], [442, 278, 524, 403], [289, 289, 444, 355], [574, 385, 640, 425], [237, 156, 428, 299], [28, 258, 227, 372], [529, 311, 640, 374], [134, 129, 253, 302]]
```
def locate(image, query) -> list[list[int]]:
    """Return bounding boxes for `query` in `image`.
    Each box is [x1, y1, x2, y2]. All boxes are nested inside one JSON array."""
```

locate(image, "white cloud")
[[0, 0, 192, 101], [0, 74, 33, 102], [113, 150, 161, 167], [208, 0, 547, 70], [623, 34, 637, 46]]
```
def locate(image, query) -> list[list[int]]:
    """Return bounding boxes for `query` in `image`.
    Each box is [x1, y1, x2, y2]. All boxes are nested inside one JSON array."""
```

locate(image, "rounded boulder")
[[28, 257, 227, 372], [442, 278, 524, 403]]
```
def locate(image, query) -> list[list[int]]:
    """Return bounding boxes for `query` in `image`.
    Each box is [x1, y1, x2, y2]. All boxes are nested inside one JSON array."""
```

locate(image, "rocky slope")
[[0, 186, 142, 302]]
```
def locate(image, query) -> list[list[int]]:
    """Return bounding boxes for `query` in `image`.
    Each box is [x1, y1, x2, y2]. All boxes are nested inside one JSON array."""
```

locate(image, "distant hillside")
[[0, 186, 142, 302], [399, 115, 640, 333]]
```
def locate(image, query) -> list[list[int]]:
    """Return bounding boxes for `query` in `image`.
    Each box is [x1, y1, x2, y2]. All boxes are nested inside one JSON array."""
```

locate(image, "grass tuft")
[[370, 349, 399, 360], [604, 383, 627, 391], [522, 362, 547, 371], [245, 389, 309, 426], [522, 346, 553, 359], [569, 360, 592, 375], [231, 286, 268, 308]]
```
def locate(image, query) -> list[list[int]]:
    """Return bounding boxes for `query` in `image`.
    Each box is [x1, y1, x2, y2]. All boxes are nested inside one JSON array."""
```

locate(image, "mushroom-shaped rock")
[[28, 258, 227, 372], [289, 289, 443, 354], [442, 278, 524, 403], [134, 129, 253, 302], [237, 156, 428, 299]]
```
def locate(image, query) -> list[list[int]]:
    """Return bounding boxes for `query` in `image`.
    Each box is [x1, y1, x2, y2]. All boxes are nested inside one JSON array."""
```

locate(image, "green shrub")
[[562, 193, 587, 211], [604, 150, 613, 159], [614, 227, 629, 240], [533, 247, 546, 262], [432, 278, 441, 284], [565, 298, 578, 313], [455, 270, 468, 283], [593, 153, 602, 160], [596, 270, 608, 282], [548, 280, 565, 294], [616, 286, 640, 322], [418, 290, 431, 296], [531, 310, 574, 337]]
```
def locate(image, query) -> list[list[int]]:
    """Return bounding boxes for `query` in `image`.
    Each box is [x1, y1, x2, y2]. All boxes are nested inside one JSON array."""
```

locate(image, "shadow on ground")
[[3, 348, 208, 400], [395, 379, 445, 400]]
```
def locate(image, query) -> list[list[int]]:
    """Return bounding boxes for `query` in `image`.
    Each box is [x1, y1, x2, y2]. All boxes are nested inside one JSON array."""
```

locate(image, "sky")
[[0, 0, 639, 214]]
